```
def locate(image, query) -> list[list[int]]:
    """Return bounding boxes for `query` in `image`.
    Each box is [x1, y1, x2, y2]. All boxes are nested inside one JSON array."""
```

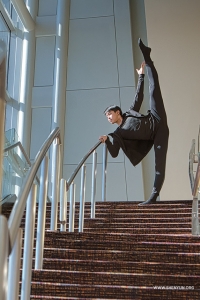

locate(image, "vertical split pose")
[[99, 39, 169, 205]]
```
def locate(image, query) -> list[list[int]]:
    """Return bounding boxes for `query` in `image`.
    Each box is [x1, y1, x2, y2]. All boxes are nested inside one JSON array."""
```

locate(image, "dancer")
[[99, 38, 169, 205]]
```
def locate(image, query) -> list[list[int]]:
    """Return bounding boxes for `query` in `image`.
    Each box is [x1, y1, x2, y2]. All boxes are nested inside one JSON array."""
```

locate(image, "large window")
[[0, 1, 24, 132], [0, 11, 11, 71]]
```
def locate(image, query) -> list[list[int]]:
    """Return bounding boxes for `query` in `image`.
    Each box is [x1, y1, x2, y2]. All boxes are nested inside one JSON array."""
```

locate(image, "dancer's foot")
[[138, 192, 159, 206], [138, 38, 151, 62]]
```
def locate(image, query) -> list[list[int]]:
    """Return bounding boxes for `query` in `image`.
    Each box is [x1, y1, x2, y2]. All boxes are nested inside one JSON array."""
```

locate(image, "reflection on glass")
[[2, 129, 31, 200]]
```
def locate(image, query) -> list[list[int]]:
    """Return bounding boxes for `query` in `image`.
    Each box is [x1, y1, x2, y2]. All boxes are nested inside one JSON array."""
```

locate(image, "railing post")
[[51, 139, 60, 230], [8, 228, 23, 300], [35, 155, 49, 269], [102, 143, 108, 201], [79, 165, 86, 232], [69, 183, 76, 232], [21, 184, 37, 300], [60, 178, 67, 232], [0, 215, 9, 300], [0, 40, 6, 215], [192, 193, 200, 235], [91, 151, 97, 218]]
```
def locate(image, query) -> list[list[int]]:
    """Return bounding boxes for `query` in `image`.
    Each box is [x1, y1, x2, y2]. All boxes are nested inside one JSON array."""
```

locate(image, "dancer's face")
[[105, 110, 121, 124]]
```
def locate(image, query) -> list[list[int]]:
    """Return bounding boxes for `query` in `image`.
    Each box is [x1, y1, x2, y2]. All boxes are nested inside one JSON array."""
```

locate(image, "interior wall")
[[63, 0, 145, 202], [30, 2, 57, 160], [7, 0, 199, 202], [129, 0, 155, 201], [144, 0, 200, 200]]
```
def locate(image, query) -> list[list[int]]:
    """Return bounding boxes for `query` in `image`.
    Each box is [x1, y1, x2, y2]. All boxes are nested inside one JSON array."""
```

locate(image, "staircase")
[[2, 200, 200, 299]]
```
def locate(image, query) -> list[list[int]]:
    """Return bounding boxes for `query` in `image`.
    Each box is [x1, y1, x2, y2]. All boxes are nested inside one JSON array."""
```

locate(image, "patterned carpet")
[[2, 200, 200, 299]]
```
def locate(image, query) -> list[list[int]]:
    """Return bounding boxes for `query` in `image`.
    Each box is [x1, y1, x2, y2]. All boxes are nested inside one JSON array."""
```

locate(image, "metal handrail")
[[8, 127, 61, 251], [1, 128, 106, 299], [66, 141, 101, 190], [62, 140, 106, 232], [189, 139, 195, 191], [192, 153, 200, 198], [189, 137, 200, 235]]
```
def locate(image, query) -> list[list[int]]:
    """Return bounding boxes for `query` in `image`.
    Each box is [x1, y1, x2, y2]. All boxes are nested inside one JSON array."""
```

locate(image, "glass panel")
[[4, 128, 19, 147], [0, 12, 10, 44], [1, 0, 11, 15], [10, 5, 24, 30], [2, 143, 31, 200]]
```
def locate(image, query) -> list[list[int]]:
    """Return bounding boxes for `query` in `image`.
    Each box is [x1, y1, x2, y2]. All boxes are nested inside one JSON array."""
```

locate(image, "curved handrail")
[[66, 141, 102, 190], [8, 127, 61, 251]]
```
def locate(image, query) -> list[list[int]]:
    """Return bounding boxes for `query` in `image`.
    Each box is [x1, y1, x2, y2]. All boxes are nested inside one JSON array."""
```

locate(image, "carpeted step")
[[41, 248, 200, 265], [42, 239, 200, 253], [3, 200, 199, 299], [82, 227, 191, 234], [30, 282, 199, 300], [41, 258, 200, 275], [30, 269, 200, 287], [44, 231, 200, 243]]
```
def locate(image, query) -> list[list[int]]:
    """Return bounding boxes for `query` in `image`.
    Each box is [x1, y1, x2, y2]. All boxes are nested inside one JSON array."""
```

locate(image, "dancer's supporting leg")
[[138, 38, 169, 205]]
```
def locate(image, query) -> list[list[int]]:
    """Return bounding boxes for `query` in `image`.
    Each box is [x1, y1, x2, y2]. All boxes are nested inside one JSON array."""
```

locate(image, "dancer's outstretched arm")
[[129, 62, 145, 113]]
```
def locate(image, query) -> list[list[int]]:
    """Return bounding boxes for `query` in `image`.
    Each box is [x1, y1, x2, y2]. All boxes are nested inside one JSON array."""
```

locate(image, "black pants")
[[146, 61, 169, 194]]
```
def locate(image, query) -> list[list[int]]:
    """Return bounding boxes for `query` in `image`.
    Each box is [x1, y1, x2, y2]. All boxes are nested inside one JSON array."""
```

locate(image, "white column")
[[18, 0, 38, 155], [52, 0, 70, 173]]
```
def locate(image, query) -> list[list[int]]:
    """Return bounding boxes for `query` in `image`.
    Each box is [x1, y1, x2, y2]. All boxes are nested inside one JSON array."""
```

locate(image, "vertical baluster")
[[8, 228, 23, 300], [79, 165, 86, 232], [51, 139, 60, 230], [102, 143, 108, 201], [69, 183, 76, 232], [60, 178, 67, 232], [0, 215, 9, 300], [35, 155, 49, 269], [21, 184, 37, 300], [91, 151, 97, 218]]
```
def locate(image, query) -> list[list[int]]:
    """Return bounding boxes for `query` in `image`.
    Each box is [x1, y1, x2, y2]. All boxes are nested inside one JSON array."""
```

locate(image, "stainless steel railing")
[[0, 126, 107, 299], [0, 127, 61, 300], [189, 137, 200, 235], [59, 141, 107, 233]]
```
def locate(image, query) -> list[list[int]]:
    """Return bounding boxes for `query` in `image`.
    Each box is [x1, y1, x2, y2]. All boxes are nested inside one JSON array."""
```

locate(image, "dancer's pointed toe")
[[138, 38, 151, 62]]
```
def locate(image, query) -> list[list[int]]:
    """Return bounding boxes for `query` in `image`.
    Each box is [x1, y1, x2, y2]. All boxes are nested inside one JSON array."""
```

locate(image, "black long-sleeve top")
[[105, 74, 155, 166]]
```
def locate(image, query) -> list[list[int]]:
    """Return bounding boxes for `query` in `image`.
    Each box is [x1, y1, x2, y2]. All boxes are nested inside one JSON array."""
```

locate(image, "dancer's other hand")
[[136, 61, 145, 75]]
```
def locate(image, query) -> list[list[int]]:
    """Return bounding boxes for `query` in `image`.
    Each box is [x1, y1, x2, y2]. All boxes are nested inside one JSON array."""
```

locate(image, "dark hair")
[[104, 105, 123, 117]]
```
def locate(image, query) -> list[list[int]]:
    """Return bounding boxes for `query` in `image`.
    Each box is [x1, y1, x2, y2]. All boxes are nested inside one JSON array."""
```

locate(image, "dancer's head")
[[104, 105, 123, 125]]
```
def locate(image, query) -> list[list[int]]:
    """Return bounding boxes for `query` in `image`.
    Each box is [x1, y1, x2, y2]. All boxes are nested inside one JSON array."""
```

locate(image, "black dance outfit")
[[105, 39, 169, 203]]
